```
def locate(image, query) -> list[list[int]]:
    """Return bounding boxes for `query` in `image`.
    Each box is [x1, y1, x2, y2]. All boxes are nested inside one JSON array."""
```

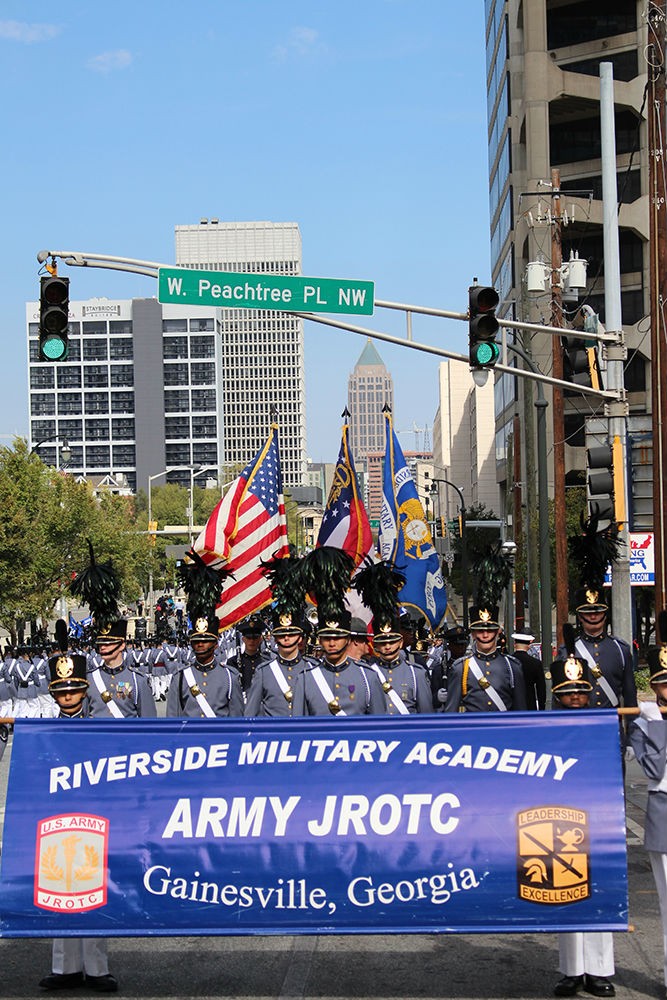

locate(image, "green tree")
[[447, 502, 500, 605]]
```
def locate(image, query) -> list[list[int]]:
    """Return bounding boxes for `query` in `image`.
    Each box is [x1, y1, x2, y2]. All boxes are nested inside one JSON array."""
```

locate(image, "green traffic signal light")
[[39, 275, 70, 362], [468, 284, 500, 371]]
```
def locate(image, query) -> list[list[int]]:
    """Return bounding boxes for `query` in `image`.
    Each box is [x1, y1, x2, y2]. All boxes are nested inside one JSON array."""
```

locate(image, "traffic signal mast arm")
[[36, 249, 620, 401]]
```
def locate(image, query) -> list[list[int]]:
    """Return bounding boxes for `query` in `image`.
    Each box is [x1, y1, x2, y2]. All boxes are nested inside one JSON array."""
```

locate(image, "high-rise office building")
[[27, 297, 222, 494], [347, 338, 394, 463], [486, 1, 651, 518], [175, 220, 306, 487]]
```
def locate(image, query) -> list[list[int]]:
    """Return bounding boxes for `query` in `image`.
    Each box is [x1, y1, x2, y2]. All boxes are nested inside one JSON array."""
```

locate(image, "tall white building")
[[175, 220, 306, 487], [27, 297, 222, 494], [27, 219, 308, 493]]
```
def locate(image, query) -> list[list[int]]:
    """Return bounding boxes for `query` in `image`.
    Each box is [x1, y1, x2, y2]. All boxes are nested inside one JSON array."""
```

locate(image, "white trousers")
[[52, 938, 109, 976], [558, 932, 615, 977], [650, 851, 667, 985]]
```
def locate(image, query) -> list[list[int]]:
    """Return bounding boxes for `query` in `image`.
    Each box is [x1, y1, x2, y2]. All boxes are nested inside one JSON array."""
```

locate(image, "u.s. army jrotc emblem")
[[516, 806, 590, 904], [34, 814, 109, 913], [195, 618, 208, 634]]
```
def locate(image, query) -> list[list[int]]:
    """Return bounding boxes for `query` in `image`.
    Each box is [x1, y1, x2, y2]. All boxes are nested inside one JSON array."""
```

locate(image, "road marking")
[[279, 936, 318, 998]]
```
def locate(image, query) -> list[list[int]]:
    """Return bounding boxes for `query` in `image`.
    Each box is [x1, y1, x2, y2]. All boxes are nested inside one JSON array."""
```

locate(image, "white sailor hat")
[[511, 632, 535, 643]]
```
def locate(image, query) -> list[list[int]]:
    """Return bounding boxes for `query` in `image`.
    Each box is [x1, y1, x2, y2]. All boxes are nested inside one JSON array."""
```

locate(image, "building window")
[[191, 362, 215, 385], [110, 365, 134, 387], [30, 394, 56, 416], [29, 342, 39, 362], [66, 340, 81, 362], [85, 419, 110, 440], [86, 445, 110, 465], [164, 364, 189, 386], [192, 415, 217, 438], [59, 419, 83, 440], [162, 319, 188, 333], [109, 320, 132, 335], [84, 392, 109, 414], [111, 418, 135, 440], [190, 318, 214, 332], [58, 393, 83, 415], [165, 416, 191, 438], [31, 420, 56, 441], [30, 369, 55, 389], [166, 444, 191, 465], [163, 337, 189, 360], [109, 339, 134, 360], [112, 445, 135, 466], [84, 366, 109, 388], [193, 443, 218, 465], [110, 391, 134, 414], [165, 390, 190, 413], [83, 340, 108, 361], [192, 389, 215, 412], [82, 322, 106, 336], [57, 367, 82, 388], [190, 336, 215, 358]]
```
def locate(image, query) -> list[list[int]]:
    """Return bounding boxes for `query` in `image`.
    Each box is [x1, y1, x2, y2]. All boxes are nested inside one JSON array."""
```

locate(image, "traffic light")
[[148, 520, 158, 546], [39, 275, 70, 361], [468, 285, 500, 370], [587, 437, 626, 527], [562, 336, 600, 391], [433, 516, 446, 538]]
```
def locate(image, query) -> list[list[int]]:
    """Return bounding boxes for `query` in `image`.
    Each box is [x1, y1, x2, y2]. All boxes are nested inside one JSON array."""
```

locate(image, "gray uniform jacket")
[[167, 661, 243, 718], [560, 632, 637, 709], [368, 652, 433, 714], [244, 654, 311, 717], [444, 647, 527, 712], [629, 712, 667, 853], [86, 660, 157, 718], [292, 658, 387, 716]]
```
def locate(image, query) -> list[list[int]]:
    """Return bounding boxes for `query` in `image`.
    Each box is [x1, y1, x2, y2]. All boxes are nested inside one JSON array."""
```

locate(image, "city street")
[[0, 736, 664, 1000]]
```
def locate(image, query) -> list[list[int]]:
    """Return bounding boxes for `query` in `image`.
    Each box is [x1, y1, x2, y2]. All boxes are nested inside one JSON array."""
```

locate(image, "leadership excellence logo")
[[517, 806, 590, 905], [34, 814, 109, 913]]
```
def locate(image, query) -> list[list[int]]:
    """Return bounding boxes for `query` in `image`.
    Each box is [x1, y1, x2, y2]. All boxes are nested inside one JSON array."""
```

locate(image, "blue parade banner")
[[0, 712, 627, 937]]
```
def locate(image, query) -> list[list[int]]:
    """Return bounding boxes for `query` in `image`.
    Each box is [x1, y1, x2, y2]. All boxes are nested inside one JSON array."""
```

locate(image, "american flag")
[[193, 424, 289, 630], [316, 423, 373, 567]]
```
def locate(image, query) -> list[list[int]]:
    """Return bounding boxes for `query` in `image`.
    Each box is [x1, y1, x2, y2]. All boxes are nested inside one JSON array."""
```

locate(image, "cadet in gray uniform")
[[563, 588, 636, 712], [86, 620, 157, 719], [167, 613, 243, 718], [227, 615, 269, 694], [293, 610, 386, 717], [244, 611, 311, 717], [39, 622, 117, 993], [444, 605, 527, 713], [629, 610, 667, 997], [368, 618, 433, 715]]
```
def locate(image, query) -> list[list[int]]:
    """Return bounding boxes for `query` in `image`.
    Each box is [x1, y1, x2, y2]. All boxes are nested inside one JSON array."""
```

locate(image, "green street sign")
[[369, 519, 380, 529], [158, 268, 374, 316]]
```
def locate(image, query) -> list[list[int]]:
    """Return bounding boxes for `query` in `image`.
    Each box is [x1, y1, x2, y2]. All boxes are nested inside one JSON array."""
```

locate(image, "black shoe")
[[86, 974, 118, 993], [554, 975, 585, 997], [39, 972, 85, 990], [584, 976, 615, 998]]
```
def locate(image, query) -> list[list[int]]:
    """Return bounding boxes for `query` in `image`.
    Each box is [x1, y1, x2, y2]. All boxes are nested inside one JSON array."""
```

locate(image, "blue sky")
[[1, 1, 490, 462]]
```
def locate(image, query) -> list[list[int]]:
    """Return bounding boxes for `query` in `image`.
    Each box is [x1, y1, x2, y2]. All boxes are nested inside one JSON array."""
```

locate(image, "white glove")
[[639, 700, 664, 721]]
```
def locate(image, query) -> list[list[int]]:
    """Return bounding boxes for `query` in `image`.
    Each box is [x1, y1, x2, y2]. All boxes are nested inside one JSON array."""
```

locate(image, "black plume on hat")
[[179, 548, 233, 627], [262, 551, 307, 631], [351, 557, 405, 634], [70, 540, 121, 630], [569, 508, 622, 606], [300, 547, 354, 627]]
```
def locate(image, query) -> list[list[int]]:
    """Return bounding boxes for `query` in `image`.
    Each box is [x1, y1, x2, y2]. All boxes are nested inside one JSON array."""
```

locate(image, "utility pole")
[[550, 167, 569, 642], [600, 63, 632, 644], [647, 6, 667, 614]]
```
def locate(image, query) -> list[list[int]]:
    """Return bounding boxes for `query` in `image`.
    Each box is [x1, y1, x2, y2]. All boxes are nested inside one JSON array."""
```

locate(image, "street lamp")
[[425, 473, 468, 632], [30, 436, 71, 472]]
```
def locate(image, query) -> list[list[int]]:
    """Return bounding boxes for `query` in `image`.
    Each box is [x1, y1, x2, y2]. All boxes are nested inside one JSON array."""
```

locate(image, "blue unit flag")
[[0, 712, 627, 936]]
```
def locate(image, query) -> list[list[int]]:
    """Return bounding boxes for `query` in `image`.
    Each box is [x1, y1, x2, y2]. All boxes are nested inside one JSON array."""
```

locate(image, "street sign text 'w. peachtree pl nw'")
[[158, 267, 375, 315]]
